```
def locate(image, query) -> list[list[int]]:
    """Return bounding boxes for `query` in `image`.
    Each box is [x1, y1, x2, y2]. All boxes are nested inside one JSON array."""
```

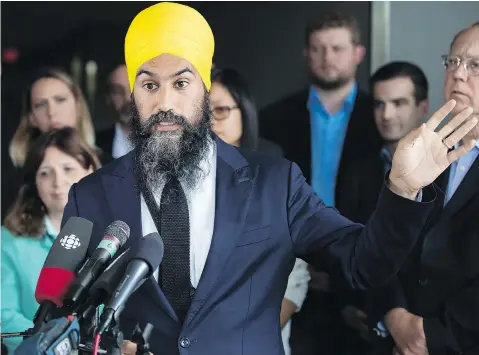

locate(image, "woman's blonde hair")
[[4, 127, 101, 237], [9, 67, 96, 168]]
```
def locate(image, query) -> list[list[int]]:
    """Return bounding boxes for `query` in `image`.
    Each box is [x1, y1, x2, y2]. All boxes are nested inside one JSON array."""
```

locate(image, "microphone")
[[76, 247, 133, 316], [14, 316, 80, 355], [33, 217, 93, 330], [63, 221, 130, 310], [97, 233, 164, 335]]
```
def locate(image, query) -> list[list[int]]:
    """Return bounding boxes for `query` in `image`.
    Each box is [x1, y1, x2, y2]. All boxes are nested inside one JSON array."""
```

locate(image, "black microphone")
[[74, 247, 133, 318], [33, 217, 93, 332], [63, 221, 130, 310], [97, 233, 164, 335]]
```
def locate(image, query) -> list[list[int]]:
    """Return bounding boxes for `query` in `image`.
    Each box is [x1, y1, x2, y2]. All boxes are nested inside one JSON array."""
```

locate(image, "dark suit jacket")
[[259, 88, 382, 205], [96, 126, 115, 156], [341, 154, 479, 355], [62, 137, 435, 355]]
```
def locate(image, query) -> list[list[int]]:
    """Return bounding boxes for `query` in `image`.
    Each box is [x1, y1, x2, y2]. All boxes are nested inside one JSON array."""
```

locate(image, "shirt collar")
[[380, 146, 393, 166], [115, 123, 129, 140], [307, 82, 358, 113], [44, 215, 59, 239]]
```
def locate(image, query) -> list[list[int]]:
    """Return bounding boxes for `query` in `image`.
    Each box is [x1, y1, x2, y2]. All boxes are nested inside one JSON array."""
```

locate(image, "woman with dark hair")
[[210, 68, 283, 156], [1, 128, 101, 353], [210, 68, 310, 355]]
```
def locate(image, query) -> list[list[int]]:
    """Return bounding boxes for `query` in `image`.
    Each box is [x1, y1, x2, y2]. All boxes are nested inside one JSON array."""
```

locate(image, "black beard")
[[129, 94, 213, 194], [311, 74, 351, 91]]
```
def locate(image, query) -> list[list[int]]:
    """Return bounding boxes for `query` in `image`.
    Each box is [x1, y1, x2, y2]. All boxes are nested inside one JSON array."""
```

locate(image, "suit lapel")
[[101, 152, 141, 252], [101, 152, 178, 322], [441, 156, 479, 218], [422, 157, 479, 273], [186, 138, 258, 328]]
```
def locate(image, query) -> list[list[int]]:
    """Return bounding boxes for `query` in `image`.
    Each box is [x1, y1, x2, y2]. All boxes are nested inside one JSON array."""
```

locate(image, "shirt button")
[[179, 337, 191, 348]]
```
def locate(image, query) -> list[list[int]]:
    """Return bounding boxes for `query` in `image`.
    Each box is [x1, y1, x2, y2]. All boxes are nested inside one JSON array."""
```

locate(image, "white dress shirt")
[[140, 140, 217, 287], [112, 123, 134, 159], [282, 258, 310, 355]]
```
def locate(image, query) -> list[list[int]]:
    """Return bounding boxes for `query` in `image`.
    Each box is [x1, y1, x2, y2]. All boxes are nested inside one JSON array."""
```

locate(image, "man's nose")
[[156, 87, 173, 112]]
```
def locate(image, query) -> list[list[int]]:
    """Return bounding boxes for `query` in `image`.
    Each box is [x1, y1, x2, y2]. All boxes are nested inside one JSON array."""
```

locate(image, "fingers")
[[437, 106, 474, 139], [425, 99, 457, 131], [399, 124, 425, 150], [447, 138, 478, 163], [443, 116, 478, 151]]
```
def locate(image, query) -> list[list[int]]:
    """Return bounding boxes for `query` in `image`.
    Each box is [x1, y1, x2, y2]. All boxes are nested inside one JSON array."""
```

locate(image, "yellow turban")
[[124, 2, 215, 92]]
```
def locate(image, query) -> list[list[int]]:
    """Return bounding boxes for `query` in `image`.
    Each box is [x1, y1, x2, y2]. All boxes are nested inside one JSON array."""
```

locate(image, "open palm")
[[390, 100, 478, 193]]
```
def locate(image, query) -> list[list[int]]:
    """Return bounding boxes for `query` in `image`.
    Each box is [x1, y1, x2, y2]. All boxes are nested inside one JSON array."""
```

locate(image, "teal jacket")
[[1, 218, 57, 353]]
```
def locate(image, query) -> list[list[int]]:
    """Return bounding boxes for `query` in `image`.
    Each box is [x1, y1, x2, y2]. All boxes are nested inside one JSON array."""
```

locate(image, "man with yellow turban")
[[61, 2, 478, 354]]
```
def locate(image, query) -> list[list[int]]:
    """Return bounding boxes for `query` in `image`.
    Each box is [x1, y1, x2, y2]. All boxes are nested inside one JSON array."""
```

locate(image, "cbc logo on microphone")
[[60, 234, 81, 250]]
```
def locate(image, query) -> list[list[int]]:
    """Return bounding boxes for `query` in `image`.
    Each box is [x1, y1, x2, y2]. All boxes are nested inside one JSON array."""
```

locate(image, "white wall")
[[371, 1, 479, 116]]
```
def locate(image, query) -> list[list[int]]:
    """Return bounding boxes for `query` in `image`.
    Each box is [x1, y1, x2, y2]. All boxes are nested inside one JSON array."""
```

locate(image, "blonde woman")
[[9, 67, 111, 167]]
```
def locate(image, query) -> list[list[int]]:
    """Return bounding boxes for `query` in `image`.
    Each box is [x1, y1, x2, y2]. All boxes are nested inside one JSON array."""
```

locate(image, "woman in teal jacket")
[[1, 128, 101, 353]]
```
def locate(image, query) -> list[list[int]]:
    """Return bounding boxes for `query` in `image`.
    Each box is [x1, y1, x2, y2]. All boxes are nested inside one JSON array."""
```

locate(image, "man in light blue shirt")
[[259, 13, 383, 355], [373, 21, 479, 355]]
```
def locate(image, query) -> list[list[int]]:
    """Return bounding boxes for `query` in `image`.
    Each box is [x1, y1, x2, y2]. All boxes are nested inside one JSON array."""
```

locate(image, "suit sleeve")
[[369, 279, 409, 325], [335, 163, 362, 224], [287, 162, 435, 290], [62, 183, 80, 228]]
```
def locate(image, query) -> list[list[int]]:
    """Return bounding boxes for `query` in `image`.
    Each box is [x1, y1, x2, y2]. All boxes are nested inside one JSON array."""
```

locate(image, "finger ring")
[[442, 138, 451, 149]]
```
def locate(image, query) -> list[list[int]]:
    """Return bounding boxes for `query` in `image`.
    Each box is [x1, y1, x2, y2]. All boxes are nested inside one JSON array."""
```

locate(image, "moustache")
[[137, 110, 189, 136]]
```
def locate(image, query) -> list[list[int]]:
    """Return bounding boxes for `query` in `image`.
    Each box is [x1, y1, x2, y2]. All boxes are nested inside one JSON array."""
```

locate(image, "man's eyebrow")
[[136, 68, 195, 79], [136, 69, 157, 79], [171, 68, 195, 78]]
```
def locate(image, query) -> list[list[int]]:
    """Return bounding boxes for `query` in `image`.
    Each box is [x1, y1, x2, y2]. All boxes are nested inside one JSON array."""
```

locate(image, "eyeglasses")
[[442, 55, 479, 76], [210, 105, 239, 120]]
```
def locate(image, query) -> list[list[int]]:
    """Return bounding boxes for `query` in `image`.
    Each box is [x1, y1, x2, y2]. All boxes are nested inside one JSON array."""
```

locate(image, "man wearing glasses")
[[369, 22, 479, 355]]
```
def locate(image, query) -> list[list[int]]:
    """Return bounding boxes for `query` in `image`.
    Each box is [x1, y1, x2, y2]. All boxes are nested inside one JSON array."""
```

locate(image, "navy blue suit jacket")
[[62, 137, 435, 355]]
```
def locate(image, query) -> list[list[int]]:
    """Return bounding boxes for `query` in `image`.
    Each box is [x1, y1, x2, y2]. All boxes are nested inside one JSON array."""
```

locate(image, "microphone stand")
[[77, 305, 98, 354], [131, 323, 154, 355], [101, 310, 124, 355]]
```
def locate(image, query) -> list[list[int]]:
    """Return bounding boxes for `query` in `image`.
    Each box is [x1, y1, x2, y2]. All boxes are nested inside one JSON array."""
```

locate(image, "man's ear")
[[419, 99, 430, 119], [354, 45, 366, 65]]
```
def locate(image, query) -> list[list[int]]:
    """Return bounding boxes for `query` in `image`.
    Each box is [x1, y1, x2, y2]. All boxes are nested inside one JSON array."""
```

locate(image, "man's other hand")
[[384, 308, 428, 355]]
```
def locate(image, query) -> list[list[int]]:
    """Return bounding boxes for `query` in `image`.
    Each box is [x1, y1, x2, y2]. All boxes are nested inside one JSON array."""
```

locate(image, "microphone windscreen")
[[130, 232, 164, 276], [35, 217, 93, 306], [89, 247, 132, 297], [104, 220, 130, 246]]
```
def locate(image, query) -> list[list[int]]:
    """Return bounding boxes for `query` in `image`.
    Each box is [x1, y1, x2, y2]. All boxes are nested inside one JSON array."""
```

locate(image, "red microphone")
[[32, 217, 93, 332]]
